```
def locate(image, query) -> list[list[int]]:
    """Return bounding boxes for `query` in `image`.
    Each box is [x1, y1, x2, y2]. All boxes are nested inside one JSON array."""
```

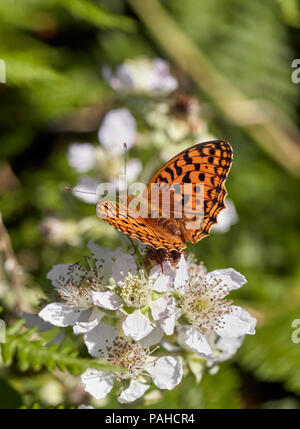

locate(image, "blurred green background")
[[0, 0, 300, 409]]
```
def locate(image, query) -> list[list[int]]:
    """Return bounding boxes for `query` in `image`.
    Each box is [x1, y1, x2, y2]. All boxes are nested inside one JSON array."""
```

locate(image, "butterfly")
[[96, 140, 233, 254]]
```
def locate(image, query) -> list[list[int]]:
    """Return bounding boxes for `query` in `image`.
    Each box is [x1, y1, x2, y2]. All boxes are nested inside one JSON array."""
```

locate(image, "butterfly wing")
[[96, 200, 186, 252], [145, 140, 233, 244]]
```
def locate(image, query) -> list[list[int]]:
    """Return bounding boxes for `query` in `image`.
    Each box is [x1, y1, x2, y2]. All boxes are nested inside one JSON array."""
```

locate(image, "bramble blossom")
[[39, 240, 256, 404], [81, 332, 182, 403], [103, 57, 178, 94]]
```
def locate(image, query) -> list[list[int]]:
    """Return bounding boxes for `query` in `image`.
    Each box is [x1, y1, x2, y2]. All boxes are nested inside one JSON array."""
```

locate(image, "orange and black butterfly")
[[96, 140, 233, 253]]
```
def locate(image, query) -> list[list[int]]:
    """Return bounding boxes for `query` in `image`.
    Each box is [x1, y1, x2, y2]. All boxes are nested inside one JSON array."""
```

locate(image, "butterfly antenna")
[[124, 142, 128, 195], [64, 186, 97, 195]]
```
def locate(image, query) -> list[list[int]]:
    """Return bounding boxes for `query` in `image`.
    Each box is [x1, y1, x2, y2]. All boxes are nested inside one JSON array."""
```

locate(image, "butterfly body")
[[96, 140, 233, 253]]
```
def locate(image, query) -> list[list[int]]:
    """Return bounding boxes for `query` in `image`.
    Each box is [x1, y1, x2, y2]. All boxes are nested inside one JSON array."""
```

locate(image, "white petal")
[[158, 313, 176, 336], [215, 306, 256, 338], [149, 296, 175, 321], [206, 268, 246, 298], [178, 326, 214, 359], [118, 380, 149, 404], [149, 262, 175, 292], [215, 335, 245, 362], [73, 308, 105, 335], [98, 108, 136, 155], [87, 241, 113, 283], [112, 254, 137, 285], [122, 310, 153, 341], [47, 263, 87, 288], [173, 254, 189, 292], [160, 340, 180, 352], [67, 143, 96, 173], [139, 326, 164, 347], [39, 302, 82, 327], [81, 368, 114, 399], [92, 291, 122, 310], [84, 322, 117, 357], [146, 356, 183, 390]]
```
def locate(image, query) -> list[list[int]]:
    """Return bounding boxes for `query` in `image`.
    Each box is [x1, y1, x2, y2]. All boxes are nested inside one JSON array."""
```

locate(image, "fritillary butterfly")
[[96, 140, 233, 254]]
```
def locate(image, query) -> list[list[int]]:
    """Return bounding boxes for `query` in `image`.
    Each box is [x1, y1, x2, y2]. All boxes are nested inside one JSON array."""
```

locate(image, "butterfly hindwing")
[[96, 200, 186, 252]]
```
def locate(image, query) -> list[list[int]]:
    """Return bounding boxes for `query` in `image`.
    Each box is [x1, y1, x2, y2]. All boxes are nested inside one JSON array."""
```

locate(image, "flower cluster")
[[39, 241, 256, 403]]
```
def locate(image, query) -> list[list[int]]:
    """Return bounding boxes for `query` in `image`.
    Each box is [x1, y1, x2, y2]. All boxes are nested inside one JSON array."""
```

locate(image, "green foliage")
[[164, 0, 297, 117], [238, 308, 300, 395], [0, 0, 300, 409], [1, 320, 117, 375]]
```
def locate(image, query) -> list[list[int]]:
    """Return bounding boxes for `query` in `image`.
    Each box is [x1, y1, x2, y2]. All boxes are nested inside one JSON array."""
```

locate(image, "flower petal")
[[178, 326, 214, 359], [215, 306, 256, 338], [139, 326, 164, 347], [81, 368, 114, 399], [118, 380, 149, 404], [206, 268, 246, 298], [39, 302, 82, 327], [73, 308, 105, 335], [149, 261, 175, 292], [158, 313, 176, 336], [98, 108, 136, 155], [149, 296, 175, 321], [92, 291, 122, 310], [215, 335, 245, 362], [67, 143, 96, 173], [112, 254, 137, 285], [84, 322, 117, 357], [122, 310, 153, 341], [47, 263, 87, 288], [173, 254, 189, 292], [87, 241, 113, 283], [146, 356, 183, 390]]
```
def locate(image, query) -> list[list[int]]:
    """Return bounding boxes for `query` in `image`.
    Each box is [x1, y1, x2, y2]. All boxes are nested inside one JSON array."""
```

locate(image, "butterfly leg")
[[127, 236, 137, 255]]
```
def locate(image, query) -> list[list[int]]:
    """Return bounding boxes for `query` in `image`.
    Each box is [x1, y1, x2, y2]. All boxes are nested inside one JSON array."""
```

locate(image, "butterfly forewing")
[[145, 140, 233, 243]]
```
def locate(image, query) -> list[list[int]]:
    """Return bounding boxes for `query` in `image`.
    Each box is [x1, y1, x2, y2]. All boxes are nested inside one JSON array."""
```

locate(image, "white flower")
[[67, 143, 96, 173], [39, 242, 130, 334], [176, 264, 256, 359], [98, 108, 136, 155], [103, 57, 178, 94], [91, 266, 176, 341], [81, 333, 182, 403], [212, 199, 239, 233]]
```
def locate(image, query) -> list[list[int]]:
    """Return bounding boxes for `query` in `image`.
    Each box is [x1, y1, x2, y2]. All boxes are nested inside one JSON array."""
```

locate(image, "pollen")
[[181, 275, 232, 334], [106, 337, 150, 378], [56, 262, 104, 308], [120, 271, 149, 308]]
